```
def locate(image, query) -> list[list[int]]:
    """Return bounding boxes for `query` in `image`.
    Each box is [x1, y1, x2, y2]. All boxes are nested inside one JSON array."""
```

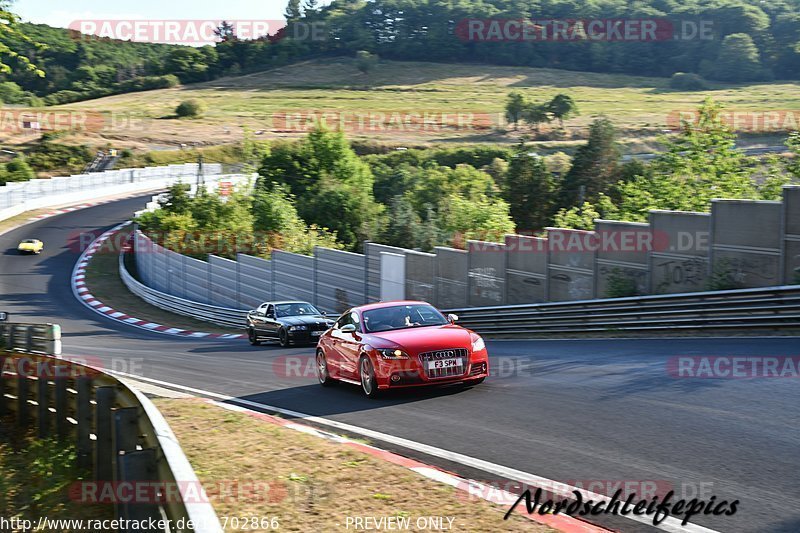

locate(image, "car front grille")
[[418, 348, 469, 379]]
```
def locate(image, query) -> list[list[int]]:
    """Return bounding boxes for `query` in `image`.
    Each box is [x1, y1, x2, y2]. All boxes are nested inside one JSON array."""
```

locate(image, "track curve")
[[1, 196, 798, 532]]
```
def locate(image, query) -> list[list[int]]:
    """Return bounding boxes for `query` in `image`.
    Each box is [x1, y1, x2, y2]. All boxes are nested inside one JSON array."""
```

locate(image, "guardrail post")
[[17, 372, 30, 426], [55, 376, 68, 440], [117, 448, 160, 530], [114, 407, 139, 454], [37, 376, 50, 438], [76, 377, 93, 470], [0, 355, 6, 416], [114, 407, 140, 522], [95, 386, 116, 482]]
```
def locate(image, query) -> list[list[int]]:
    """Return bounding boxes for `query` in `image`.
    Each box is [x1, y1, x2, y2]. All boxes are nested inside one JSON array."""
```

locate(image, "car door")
[[251, 304, 268, 335], [337, 310, 364, 378], [263, 304, 280, 338], [327, 311, 354, 376]]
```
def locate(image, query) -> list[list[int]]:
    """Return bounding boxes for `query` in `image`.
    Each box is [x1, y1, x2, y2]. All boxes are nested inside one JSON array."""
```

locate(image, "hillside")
[[47, 58, 799, 151]]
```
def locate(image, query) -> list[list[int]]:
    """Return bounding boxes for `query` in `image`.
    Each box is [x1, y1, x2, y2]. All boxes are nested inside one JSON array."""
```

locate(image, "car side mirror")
[[447, 313, 458, 324], [321, 311, 328, 317], [340, 324, 357, 334]]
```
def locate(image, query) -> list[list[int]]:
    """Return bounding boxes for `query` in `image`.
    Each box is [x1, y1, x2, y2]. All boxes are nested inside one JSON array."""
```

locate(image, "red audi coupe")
[[315, 301, 489, 397]]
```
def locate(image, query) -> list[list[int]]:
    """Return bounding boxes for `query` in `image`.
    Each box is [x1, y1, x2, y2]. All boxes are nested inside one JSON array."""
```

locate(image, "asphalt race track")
[[1, 196, 799, 532]]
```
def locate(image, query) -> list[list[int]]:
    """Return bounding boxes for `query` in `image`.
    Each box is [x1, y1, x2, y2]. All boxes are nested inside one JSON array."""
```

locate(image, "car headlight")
[[471, 335, 486, 352], [377, 348, 409, 360], [288, 325, 308, 331]]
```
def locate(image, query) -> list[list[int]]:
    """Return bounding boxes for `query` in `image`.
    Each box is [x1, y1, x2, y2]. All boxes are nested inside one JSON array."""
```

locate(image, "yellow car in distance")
[[18, 239, 44, 254]]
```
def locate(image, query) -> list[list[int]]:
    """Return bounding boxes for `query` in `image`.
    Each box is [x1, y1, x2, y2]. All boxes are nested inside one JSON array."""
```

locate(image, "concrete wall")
[[649, 211, 710, 294], [546, 229, 596, 301], [380, 253, 406, 301], [711, 200, 782, 288], [435, 247, 468, 309], [272, 250, 314, 305], [133, 187, 799, 314], [594, 220, 650, 298], [315, 247, 366, 313], [467, 240, 507, 307], [505, 235, 547, 304], [405, 251, 436, 303], [783, 187, 800, 285], [365, 243, 407, 303]]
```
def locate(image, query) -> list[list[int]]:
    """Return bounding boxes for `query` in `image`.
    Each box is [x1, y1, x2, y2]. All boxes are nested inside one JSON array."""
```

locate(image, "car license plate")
[[428, 358, 461, 370], [311, 331, 323, 336]]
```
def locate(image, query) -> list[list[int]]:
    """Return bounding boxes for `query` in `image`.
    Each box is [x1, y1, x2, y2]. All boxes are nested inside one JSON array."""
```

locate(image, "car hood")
[[18, 243, 37, 250], [281, 315, 333, 327], [368, 324, 472, 353]]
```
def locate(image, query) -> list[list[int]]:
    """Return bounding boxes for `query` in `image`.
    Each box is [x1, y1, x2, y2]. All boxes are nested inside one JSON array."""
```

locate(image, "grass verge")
[[155, 397, 553, 532], [0, 424, 112, 525], [83, 225, 239, 335]]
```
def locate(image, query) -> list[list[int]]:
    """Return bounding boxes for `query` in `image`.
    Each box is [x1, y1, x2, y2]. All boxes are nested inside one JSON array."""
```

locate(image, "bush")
[[175, 99, 206, 118], [669, 72, 708, 91], [605, 268, 641, 298]]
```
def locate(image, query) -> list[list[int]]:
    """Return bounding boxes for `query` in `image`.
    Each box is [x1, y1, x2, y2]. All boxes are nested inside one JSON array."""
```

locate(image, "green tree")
[[267, 127, 383, 250], [505, 92, 525, 130], [381, 195, 424, 249], [547, 94, 578, 129], [355, 50, 378, 76], [713, 33, 763, 82], [552, 201, 600, 231], [521, 103, 550, 133], [438, 193, 515, 248], [285, 0, 303, 21], [4, 156, 34, 182], [176, 99, 206, 118], [788, 131, 800, 180], [559, 118, 620, 207], [503, 146, 558, 232], [0, 2, 45, 77]]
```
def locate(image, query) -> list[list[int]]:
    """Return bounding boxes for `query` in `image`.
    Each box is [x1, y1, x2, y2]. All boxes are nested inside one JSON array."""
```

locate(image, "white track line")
[[102, 368, 720, 533]]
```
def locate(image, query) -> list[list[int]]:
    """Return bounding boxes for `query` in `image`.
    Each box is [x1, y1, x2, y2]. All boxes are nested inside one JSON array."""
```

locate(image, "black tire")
[[359, 355, 381, 399], [278, 328, 290, 348], [248, 328, 261, 346], [316, 349, 335, 387]]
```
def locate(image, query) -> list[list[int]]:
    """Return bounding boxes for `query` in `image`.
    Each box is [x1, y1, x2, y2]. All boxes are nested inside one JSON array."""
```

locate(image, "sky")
[[14, 1, 325, 28]]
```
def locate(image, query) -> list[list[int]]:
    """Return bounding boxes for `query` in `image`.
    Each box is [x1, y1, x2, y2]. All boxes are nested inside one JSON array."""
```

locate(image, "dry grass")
[[36, 58, 798, 150], [155, 398, 554, 532]]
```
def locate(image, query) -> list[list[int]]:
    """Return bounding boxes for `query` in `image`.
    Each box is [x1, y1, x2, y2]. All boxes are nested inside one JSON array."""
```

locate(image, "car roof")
[[353, 300, 433, 313], [260, 301, 313, 306]]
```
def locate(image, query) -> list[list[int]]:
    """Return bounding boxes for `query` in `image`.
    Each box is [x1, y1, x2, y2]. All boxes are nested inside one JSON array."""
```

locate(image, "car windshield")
[[275, 302, 322, 318], [22, 239, 37, 244], [363, 304, 448, 333]]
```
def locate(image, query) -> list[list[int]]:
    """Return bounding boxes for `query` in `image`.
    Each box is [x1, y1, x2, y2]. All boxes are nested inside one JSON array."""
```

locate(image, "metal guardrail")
[[1, 340, 222, 532], [0, 323, 62, 355], [120, 247, 248, 329], [446, 285, 800, 335]]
